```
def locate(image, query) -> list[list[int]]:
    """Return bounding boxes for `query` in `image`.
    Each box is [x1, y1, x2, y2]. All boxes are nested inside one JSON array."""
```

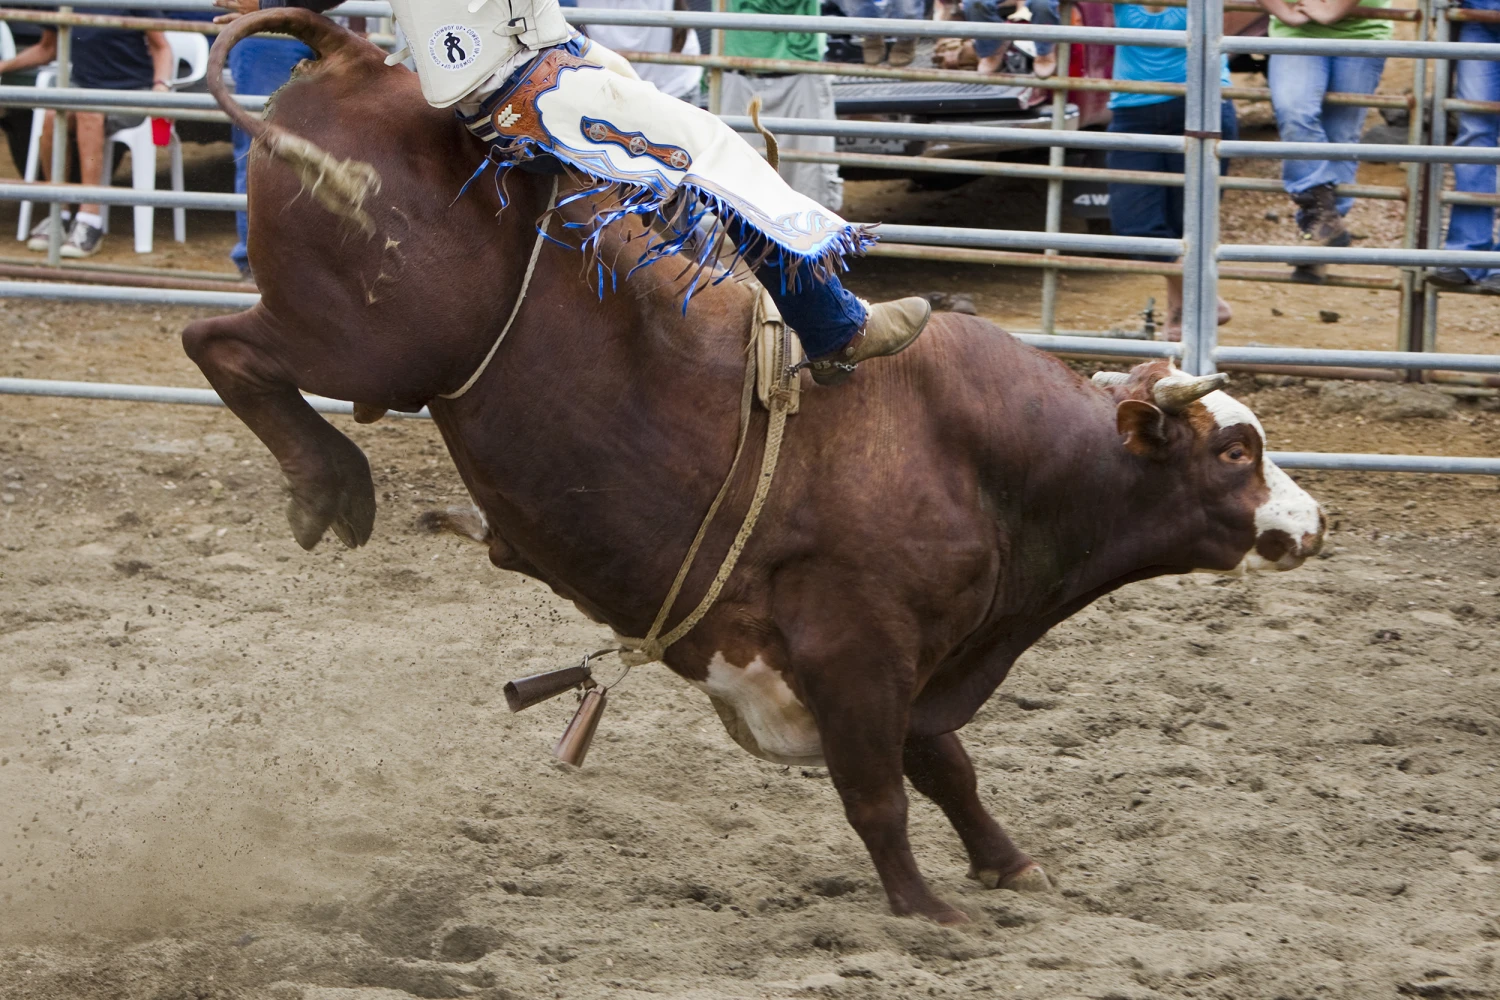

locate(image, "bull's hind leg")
[[903, 731, 1052, 892], [183, 312, 375, 550], [790, 636, 965, 923]]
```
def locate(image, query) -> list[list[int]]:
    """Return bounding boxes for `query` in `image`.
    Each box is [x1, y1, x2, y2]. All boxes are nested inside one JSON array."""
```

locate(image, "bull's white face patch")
[[1198, 390, 1324, 571], [428, 25, 481, 71], [693, 653, 824, 766]]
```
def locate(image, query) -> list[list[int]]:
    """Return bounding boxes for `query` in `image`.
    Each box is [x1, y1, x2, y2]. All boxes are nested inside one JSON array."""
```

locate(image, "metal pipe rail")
[[0, 377, 430, 419], [1221, 140, 1500, 164], [563, 8, 1185, 47], [782, 148, 1409, 200], [866, 242, 1404, 290], [1219, 246, 1500, 268], [876, 223, 1182, 257], [0, 279, 257, 309], [1214, 346, 1500, 374], [619, 49, 1412, 109], [3, 0, 391, 12], [0, 86, 1195, 152], [2, 375, 1494, 475], [0, 181, 244, 211], [0, 85, 264, 113]]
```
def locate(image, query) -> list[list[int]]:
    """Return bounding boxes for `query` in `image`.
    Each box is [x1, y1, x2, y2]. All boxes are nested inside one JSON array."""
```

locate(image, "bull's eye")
[[1220, 443, 1253, 465]]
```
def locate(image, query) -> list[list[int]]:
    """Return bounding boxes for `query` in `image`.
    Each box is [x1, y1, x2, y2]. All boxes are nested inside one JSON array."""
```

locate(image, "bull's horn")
[[1153, 373, 1230, 413], [1091, 371, 1132, 387]]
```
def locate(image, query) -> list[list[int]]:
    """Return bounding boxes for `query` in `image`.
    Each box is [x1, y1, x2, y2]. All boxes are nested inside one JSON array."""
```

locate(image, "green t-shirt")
[[1268, 0, 1395, 41], [723, 0, 826, 62]]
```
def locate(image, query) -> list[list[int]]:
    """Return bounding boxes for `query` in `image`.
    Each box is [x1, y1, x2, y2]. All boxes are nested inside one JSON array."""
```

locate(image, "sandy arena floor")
[[0, 117, 1499, 999]]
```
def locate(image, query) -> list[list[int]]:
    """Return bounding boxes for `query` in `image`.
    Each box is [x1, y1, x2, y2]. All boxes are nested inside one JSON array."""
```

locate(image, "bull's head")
[[1092, 361, 1325, 573]]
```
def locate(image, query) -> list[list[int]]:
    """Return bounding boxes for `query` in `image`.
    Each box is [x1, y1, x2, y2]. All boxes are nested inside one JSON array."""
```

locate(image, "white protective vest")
[[389, 0, 572, 108]]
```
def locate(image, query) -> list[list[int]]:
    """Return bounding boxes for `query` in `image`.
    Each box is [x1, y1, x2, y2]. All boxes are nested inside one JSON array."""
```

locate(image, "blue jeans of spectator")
[[837, 0, 926, 24], [1444, 18, 1500, 279], [1267, 53, 1385, 216], [962, 0, 1058, 58], [1106, 97, 1237, 261], [229, 37, 315, 273]]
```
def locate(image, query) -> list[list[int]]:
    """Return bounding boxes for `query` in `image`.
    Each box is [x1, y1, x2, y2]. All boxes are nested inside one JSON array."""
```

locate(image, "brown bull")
[[186, 10, 1325, 924]]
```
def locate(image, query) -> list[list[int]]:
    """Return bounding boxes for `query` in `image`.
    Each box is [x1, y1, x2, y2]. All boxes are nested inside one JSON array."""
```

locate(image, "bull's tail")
[[208, 8, 384, 235]]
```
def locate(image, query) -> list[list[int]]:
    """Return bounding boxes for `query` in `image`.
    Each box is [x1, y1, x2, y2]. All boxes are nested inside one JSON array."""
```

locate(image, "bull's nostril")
[[1301, 531, 1324, 557]]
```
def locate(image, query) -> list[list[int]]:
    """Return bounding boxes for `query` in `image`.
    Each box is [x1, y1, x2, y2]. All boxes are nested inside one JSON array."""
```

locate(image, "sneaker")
[[60, 220, 103, 258], [808, 296, 931, 386], [1290, 183, 1351, 248], [1427, 266, 1473, 288], [25, 216, 58, 252]]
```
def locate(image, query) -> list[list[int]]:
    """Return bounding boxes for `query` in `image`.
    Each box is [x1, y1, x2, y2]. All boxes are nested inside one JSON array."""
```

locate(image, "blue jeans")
[[1267, 53, 1386, 216], [962, 0, 1058, 57], [1106, 97, 1237, 261], [837, 0, 926, 24], [229, 37, 315, 272], [1444, 18, 1500, 279], [756, 265, 868, 357]]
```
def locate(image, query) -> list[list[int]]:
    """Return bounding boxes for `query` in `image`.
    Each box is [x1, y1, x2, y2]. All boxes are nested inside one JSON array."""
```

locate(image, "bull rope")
[[440, 177, 561, 400], [613, 294, 794, 669]]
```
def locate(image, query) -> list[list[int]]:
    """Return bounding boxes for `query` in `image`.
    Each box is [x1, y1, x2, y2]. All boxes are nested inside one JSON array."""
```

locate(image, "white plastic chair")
[[16, 30, 210, 253]]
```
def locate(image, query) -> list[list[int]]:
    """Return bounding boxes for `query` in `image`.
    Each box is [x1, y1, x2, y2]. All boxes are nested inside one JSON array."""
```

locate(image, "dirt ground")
[[2, 92, 1500, 999]]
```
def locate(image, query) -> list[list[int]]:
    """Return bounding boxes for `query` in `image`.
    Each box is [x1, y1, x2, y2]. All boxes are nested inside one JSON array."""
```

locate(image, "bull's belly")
[[692, 653, 825, 766]]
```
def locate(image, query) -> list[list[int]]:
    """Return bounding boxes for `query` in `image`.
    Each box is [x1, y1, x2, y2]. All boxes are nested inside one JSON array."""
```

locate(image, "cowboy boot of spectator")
[[1291, 183, 1351, 248], [862, 36, 887, 63], [888, 37, 917, 66]]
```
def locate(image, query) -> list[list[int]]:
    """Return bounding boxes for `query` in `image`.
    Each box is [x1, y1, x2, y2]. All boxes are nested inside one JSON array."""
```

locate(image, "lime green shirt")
[[723, 0, 826, 63], [1268, 0, 1395, 41]]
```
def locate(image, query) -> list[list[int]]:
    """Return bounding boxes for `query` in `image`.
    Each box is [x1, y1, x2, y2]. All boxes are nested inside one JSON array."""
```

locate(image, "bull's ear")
[[1116, 399, 1168, 458]]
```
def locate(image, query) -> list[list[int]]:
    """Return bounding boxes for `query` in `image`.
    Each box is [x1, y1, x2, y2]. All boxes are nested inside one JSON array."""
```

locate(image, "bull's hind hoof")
[[969, 863, 1053, 893]]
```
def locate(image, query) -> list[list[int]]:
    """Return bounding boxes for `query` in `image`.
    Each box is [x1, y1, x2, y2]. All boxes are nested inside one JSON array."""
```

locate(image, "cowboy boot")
[[888, 37, 917, 66], [1290, 183, 1351, 248], [808, 296, 932, 386], [862, 36, 887, 64]]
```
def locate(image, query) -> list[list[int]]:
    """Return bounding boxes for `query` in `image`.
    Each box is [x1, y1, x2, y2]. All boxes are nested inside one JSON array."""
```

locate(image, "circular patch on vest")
[[428, 24, 482, 72]]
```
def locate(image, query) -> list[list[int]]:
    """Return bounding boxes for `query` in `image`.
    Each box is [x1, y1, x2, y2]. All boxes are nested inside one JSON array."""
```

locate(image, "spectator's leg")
[[228, 38, 316, 277], [1268, 53, 1336, 196], [886, 0, 923, 66], [231, 122, 252, 277], [964, 0, 1011, 71], [726, 73, 842, 211], [72, 112, 106, 218], [1445, 23, 1500, 281], [36, 109, 58, 183], [1322, 55, 1387, 216], [1108, 100, 1191, 338], [1030, 0, 1060, 73]]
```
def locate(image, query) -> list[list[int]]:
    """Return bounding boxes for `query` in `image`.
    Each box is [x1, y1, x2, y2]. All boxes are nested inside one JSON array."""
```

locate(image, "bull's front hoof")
[[285, 441, 376, 550], [969, 863, 1053, 893]]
